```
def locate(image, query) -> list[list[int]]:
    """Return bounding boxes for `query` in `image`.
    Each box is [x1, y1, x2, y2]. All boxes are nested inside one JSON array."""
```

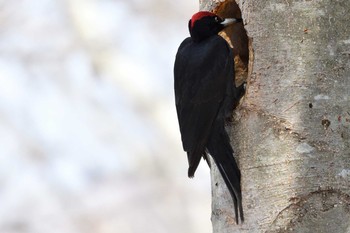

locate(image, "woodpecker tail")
[[206, 122, 243, 224]]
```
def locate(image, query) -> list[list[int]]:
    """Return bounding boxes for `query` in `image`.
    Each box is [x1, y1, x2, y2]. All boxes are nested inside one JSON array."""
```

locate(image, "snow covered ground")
[[0, 1, 212, 233]]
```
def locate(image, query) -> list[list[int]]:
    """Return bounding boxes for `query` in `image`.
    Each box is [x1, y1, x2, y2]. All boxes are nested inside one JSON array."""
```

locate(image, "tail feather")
[[187, 151, 204, 178], [207, 122, 243, 224]]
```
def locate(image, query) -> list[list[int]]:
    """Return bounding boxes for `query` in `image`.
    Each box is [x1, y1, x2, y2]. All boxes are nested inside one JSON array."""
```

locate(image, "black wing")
[[174, 35, 234, 177]]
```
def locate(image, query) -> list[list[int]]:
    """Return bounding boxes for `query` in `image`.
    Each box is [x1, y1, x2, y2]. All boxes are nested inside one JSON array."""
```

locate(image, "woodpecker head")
[[188, 11, 242, 42]]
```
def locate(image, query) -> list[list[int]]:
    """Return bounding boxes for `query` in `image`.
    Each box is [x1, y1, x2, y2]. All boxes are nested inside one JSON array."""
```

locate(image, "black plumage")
[[174, 11, 245, 223]]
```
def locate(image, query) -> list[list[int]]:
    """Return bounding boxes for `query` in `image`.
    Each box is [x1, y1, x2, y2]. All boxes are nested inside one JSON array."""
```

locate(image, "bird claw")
[[237, 82, 246, 99]]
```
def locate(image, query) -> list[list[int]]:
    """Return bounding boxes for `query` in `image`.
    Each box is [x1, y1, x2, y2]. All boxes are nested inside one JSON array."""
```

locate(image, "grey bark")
[[200, 0, 350, 232]]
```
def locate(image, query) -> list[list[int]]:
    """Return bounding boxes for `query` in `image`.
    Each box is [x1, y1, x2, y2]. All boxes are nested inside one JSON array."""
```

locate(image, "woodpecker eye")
[[214, 16, 220, 22]]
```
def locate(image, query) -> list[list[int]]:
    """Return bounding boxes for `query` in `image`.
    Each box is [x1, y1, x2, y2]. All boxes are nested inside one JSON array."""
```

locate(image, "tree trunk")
[[200, 0, 350, 232]]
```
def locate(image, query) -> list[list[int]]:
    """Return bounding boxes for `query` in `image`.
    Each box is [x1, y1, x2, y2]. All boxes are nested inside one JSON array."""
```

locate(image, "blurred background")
[[0, 0, 213, 233]]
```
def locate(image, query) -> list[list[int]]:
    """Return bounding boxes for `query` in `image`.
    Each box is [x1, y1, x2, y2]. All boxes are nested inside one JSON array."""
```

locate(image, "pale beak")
[[221, 18, 242, 27]]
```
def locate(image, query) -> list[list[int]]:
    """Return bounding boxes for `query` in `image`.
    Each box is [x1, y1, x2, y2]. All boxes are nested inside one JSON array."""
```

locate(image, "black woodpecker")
[[174, 11, 245, 223]]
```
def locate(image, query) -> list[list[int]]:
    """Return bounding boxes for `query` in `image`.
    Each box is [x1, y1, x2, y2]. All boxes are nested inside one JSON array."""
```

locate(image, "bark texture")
[[200, 0, 350, 232]]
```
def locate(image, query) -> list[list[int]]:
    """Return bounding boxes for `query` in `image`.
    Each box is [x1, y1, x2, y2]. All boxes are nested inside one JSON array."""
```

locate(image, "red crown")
[[190, 11, 217, 28]]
